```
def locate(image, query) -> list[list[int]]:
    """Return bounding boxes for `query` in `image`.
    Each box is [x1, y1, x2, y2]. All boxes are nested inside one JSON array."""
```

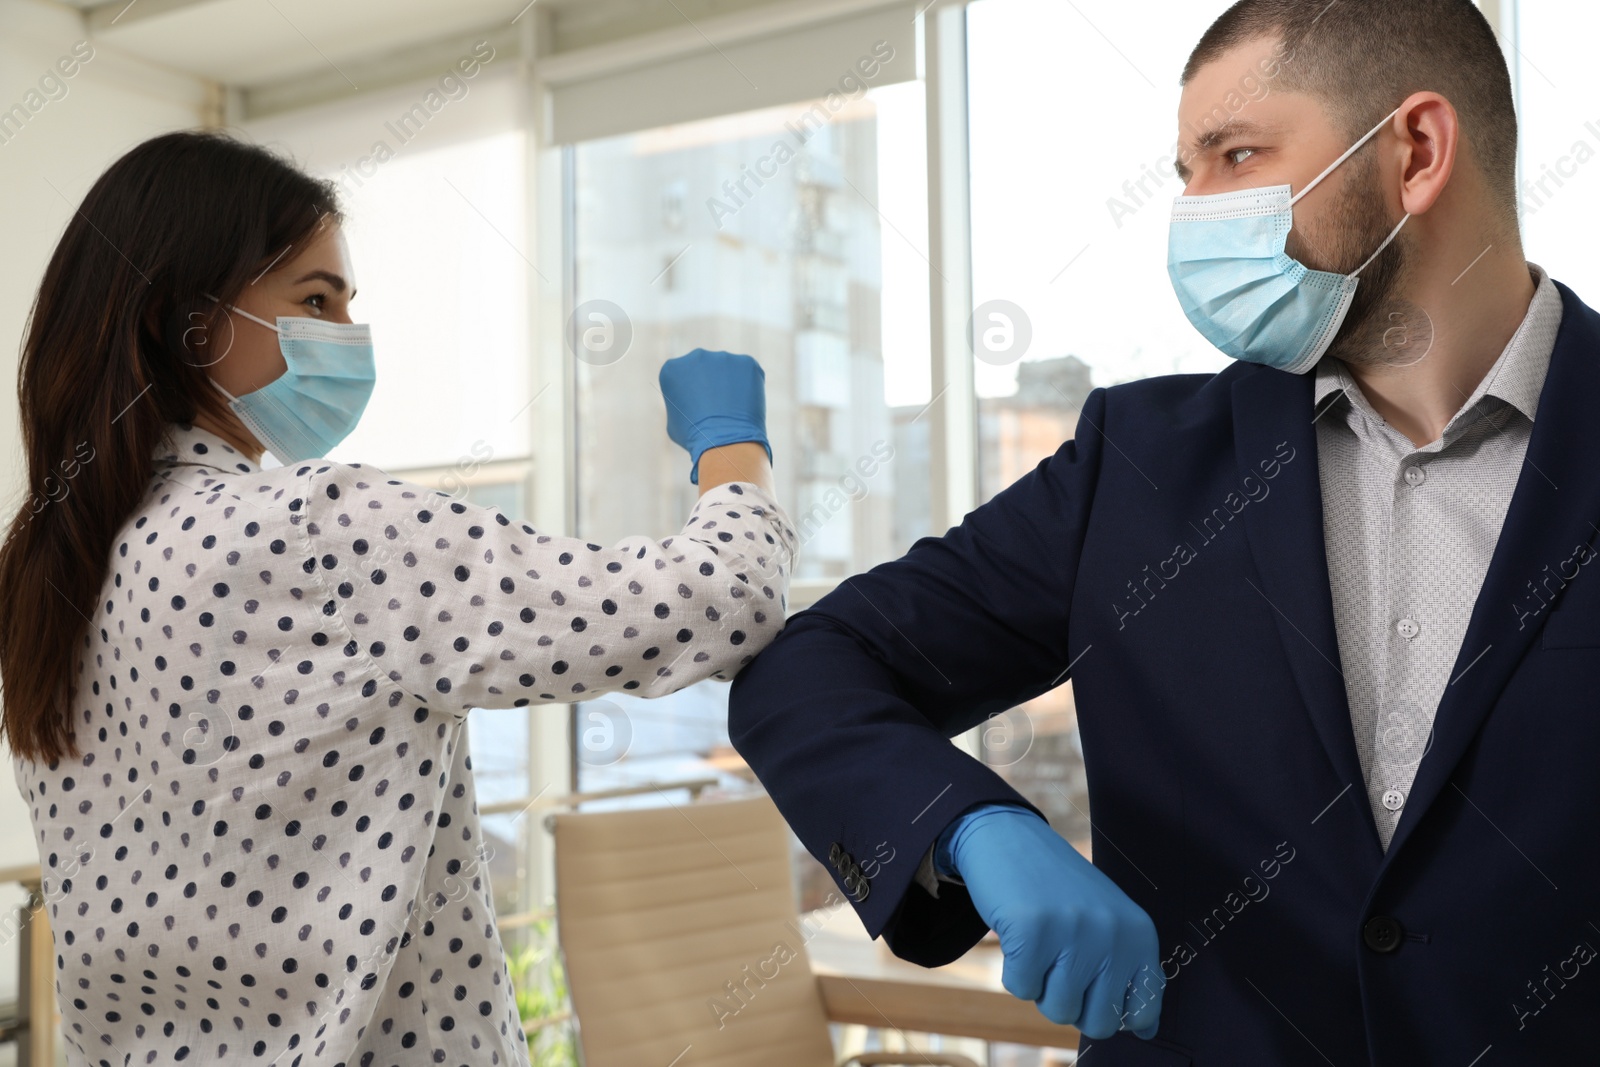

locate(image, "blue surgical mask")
[[1167, 106, 1409, 374], [203, 296, 376, 462]]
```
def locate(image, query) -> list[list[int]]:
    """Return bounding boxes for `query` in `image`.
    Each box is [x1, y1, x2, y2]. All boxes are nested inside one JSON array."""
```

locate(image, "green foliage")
[[509, 916, 579, 1067]]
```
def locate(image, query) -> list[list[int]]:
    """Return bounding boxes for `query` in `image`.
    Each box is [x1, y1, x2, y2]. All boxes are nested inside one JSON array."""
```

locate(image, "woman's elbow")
[[635, 585, 787, 697]]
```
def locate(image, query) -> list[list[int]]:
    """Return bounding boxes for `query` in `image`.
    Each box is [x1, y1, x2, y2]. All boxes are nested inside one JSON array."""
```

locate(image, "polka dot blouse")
[[12, 422, 798, 1067]]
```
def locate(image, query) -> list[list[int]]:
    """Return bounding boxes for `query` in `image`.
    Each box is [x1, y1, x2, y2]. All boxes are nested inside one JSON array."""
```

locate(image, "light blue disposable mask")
[[1167, 106, 1409, 374], [203, 296, 376, 462]]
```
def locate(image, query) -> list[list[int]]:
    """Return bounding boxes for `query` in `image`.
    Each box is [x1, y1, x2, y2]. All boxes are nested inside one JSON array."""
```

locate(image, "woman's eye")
[[303, 292, 327, 312], [1226, 147, 1257, 166]]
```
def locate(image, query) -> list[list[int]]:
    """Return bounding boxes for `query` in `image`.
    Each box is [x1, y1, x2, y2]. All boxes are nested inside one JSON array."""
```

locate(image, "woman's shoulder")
[[148, 457, 315, 532], [145, 422, 416, 520], [140, 464, 440, 561]]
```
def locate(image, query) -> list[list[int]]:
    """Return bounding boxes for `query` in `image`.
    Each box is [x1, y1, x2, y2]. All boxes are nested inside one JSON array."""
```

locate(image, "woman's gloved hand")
[[937, 802, 1166, 1040], [658, 349, 773, 485]]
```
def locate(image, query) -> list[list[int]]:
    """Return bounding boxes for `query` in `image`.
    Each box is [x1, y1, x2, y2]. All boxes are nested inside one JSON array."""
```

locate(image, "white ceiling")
[[76, 0, 537, 85], [68, 0, 781, 89]]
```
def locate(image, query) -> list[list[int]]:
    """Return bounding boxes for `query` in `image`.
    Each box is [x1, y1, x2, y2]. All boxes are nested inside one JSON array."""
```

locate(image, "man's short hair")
[[1182, 0, 1518, 222]]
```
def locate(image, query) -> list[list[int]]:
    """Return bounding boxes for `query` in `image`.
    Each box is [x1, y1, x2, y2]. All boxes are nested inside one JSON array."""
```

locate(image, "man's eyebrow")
[[293, 269, 349, 292], [1174, 118, 1281, 180]]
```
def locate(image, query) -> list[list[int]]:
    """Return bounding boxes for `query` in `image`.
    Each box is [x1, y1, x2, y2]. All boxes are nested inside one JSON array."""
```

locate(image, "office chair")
[[548, 791, 982, 1067]]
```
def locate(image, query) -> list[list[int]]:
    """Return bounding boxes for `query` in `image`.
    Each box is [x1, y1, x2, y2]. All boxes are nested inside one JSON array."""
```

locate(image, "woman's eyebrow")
[[293, 269, 348, 292]]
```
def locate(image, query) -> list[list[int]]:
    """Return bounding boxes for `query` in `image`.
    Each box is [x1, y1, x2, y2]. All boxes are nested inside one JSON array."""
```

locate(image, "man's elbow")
[[726, 609, 816, 750], [726, 632, 778, 751]]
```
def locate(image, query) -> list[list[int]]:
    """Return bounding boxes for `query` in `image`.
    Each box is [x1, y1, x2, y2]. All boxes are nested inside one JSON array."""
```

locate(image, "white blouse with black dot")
[[13, 422, 797, 1067]]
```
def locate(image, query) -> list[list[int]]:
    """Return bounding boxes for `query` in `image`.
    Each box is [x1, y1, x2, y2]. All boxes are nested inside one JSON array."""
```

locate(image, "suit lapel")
[[1382, 281, 1600, 861], [1232, 366, 1381, 852]]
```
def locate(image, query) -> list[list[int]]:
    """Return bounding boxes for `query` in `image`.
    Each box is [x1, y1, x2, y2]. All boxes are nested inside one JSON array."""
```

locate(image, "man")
[[728, 1, 1600, 1063]]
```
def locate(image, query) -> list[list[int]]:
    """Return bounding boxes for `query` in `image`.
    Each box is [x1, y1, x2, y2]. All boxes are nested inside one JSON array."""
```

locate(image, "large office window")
[[567, 81, 932, 804], [329, 129, 534, 471]]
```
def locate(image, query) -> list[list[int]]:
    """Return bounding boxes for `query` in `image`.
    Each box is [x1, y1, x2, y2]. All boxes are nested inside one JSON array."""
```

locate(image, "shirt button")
[[1382, 789, 1405, 811], [1403, 465, 1426, 486], [1396, 618, 1421, 640]]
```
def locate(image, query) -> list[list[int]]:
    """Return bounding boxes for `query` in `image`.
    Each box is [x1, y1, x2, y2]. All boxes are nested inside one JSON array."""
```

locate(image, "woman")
[[0, 130, 796, 1066]]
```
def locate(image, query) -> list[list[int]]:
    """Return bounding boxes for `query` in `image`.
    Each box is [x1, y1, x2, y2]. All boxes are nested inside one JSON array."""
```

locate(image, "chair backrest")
[[551, 792, 838, 1067]]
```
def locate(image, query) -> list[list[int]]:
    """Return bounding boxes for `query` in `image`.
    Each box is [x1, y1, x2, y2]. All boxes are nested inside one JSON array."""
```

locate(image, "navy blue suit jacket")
[[728, 279, 1600, 1066]]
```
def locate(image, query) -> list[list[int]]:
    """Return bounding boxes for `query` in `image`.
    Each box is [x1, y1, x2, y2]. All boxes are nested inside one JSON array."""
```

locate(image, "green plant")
[[510, 916, 579, 1067]]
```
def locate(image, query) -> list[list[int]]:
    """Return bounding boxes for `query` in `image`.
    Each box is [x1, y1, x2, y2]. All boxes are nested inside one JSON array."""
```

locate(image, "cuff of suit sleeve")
[[914, 843, 941, 898], [914, 841, 970, 900]]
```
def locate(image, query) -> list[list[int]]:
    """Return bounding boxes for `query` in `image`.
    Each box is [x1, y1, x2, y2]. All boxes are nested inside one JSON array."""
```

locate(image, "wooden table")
[[803, 902, 1081, 1050]]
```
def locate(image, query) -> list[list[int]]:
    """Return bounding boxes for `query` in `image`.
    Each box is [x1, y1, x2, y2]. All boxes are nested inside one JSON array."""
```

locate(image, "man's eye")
[[1226, 147, 1257, 166]]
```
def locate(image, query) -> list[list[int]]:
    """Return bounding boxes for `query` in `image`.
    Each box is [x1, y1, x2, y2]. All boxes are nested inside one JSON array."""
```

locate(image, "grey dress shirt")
[[913, 262, 1562, 896], [1313, 263, 1561, 850]]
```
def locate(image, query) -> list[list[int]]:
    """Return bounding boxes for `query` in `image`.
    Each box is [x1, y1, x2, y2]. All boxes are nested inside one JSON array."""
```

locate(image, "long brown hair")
[[0, 130, 342, 765]]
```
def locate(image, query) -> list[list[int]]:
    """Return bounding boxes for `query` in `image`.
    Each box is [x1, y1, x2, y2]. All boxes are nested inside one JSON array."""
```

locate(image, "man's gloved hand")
[[937, 802, 1165, 1040], [658, 349, 773, 485]]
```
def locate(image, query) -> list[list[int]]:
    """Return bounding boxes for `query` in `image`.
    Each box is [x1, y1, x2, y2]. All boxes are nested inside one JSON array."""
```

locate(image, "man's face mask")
[[1166, 105, 1409, 374]]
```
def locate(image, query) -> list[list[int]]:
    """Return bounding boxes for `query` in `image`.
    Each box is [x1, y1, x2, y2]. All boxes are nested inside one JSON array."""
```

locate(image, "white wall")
[[0, 0, 207, 1013], [0, 0, 211, 484]]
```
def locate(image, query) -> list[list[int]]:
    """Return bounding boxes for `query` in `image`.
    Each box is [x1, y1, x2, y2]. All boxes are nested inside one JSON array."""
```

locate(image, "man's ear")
[[1395, 91, 1459, 216]]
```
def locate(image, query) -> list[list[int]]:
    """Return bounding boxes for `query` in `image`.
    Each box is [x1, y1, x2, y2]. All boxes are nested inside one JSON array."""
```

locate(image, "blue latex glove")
[[658, 349, 773, 485], [936, 802, 1165, 1040]]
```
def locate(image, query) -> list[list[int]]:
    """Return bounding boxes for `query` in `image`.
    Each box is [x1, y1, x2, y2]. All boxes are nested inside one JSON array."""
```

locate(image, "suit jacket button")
[[839, 852, 853, 871], [829, 842, 842, 865], [1363, 916, 1403, 953]]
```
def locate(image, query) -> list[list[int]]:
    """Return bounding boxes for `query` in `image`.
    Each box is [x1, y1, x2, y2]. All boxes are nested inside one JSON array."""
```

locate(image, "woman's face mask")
[[205, 296, 377, 462]]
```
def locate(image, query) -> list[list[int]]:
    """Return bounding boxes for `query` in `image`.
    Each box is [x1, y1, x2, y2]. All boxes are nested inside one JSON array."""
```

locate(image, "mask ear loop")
[[203, 293, 282, 334], [1289, 104, 1405, 207], [199, 292, 279, 405], [201, 294, 311, 461], [1351, 212, 1411, 278]]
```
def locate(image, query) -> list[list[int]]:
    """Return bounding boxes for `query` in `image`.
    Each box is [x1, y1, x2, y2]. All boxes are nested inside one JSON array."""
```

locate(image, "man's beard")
[[1288, 152, 1433, 369]]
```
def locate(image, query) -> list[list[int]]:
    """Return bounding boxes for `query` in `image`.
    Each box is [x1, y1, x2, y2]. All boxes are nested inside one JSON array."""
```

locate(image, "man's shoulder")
[[1094, 360, 1262, 428], [1549, 276, 1600, 337]]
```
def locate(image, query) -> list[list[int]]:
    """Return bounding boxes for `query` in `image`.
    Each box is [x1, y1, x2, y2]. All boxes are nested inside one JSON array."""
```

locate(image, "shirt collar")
[[1312, 262, 1562, 428], [152, 421, 262, 474]]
